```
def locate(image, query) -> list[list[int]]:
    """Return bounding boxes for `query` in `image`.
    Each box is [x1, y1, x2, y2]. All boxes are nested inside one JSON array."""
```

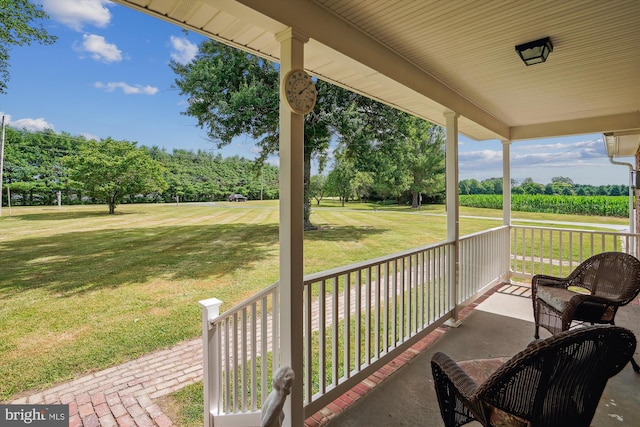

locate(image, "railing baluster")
[[233, 313, 239, 412], [319, 279, 326, 395], [260, 296, 268, 408], [343, 272, 351, 378], [399, 257, 405, 340], [383, 261, 389, 353], [250, 304, 257, 411], [365, 267, 372, 366], [241, 308, 247, 411], [332, 276, 339, 386], [304, 282, 312, 403], [374, 263, 381, 359], [224, 318, 231, 413], [355, 269, 362, 372]]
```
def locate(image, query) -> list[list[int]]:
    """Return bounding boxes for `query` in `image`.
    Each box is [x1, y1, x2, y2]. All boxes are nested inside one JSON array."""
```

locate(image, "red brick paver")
[[7, 339, 202, 426]]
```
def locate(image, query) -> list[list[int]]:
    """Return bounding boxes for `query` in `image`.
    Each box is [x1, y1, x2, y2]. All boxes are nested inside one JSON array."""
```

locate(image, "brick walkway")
[[8, 339, 202, 427], [6, 286, 505, 426]]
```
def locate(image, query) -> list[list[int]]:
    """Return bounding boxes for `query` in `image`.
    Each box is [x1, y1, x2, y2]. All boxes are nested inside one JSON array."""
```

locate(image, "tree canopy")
[[64, 139, 168, 214], [0, 0, 57, 94]]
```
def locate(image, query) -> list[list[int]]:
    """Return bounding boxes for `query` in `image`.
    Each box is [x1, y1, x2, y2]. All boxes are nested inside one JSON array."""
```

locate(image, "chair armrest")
[[559, 293, 614, 322], [532, 274, 567, 289], [580, 294, 625, 305], [431, 352, 479, 399]]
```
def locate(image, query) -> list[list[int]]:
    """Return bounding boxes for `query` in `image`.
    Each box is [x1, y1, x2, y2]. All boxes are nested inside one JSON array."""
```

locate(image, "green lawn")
[[0, 201, 626, 402]]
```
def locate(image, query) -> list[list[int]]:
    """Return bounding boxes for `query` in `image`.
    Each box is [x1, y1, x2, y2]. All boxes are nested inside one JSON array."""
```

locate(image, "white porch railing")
[[510, 225, 639, 279], [200, 225, 639, 426]]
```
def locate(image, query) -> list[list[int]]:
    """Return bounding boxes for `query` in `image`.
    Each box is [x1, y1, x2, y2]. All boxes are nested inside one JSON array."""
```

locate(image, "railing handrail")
[[459, 224, 508, 241], [512, 223, 633, 236], [303, 239, 454, 283], [214, 280, 279, 319]]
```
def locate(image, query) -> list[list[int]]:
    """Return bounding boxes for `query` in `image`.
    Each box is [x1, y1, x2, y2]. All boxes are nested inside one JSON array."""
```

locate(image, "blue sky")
[[0, 0, 633, 187]]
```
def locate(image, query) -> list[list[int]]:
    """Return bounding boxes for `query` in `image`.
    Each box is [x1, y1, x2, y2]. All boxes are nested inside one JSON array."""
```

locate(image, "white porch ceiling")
[[114, 0, 640, 150]]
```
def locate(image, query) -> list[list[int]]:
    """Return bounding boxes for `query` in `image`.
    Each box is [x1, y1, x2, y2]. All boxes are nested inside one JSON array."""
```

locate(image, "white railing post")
[[200, 298, 223, 427]]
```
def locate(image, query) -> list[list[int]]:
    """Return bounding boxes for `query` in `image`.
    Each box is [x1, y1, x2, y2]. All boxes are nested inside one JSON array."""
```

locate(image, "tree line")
[[460, 176, 629, 197], [0, 126, 279, 212], [4, 125, 628, 216], [1, 122, 444, 213]]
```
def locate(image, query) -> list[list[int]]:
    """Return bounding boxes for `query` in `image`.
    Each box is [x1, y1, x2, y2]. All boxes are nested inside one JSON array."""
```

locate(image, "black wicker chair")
[[431, 326, 636, 427], [531, 251, 640, 371]]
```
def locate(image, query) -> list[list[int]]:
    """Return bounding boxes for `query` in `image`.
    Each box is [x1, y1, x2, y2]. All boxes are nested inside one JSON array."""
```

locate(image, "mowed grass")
[[0, 201, 625, 401]]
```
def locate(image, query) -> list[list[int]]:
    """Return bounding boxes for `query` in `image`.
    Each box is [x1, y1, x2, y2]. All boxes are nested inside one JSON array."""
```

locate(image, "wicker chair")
[[531, 251, 640, 371], [431, 326, 636, 427]]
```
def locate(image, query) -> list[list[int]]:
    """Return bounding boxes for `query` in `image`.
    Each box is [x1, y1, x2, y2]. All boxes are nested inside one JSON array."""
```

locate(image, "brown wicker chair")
[[531, 251, 640, 371], [431, 326, 636, 427]]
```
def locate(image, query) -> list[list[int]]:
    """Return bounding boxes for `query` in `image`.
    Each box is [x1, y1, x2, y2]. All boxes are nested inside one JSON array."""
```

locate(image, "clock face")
[[283, 69, 317, 115]]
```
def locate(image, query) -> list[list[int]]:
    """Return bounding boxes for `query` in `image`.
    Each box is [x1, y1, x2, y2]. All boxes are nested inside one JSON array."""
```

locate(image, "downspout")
[[608, 156, 635, 235]]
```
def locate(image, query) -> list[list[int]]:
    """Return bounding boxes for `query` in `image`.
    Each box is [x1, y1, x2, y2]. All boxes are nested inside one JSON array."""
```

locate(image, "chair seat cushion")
[[537, 286, 615, 322], [536, 286, 580, 313], [457, 357, 530, 427]]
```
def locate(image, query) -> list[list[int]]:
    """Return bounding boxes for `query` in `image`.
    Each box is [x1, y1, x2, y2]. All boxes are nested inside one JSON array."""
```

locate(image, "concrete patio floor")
[[325, 285, 640, 427]]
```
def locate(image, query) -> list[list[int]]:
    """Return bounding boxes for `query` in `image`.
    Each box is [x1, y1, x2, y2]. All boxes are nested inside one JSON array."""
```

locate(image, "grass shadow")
[[7, 210, 133, 221], [0, 223, 279, 298], [304, 225, 387, 242], [0, 222, 389, 298]]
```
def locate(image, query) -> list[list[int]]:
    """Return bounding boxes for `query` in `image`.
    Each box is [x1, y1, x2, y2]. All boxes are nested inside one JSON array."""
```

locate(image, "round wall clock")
[[283, 69, 317, 115]]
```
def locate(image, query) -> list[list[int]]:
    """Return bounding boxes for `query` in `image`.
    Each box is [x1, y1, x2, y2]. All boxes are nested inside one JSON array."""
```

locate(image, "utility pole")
[[0, 115, 5, 217]]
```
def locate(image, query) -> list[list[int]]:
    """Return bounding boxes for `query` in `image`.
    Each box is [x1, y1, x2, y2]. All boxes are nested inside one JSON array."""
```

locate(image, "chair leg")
[[533, 300, 540, 339], [630, 357, 640, 373]]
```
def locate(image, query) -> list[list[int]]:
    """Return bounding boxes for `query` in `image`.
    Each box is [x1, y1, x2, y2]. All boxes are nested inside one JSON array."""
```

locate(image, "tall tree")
[[401, 116, 445, 208], [309, 175, 325, 205], [65, 139, 168, 214], [170, 40, 332, 229], [0, 0, 57, 94], [325, 155, 356, 206], [327, 87, 445, 204]]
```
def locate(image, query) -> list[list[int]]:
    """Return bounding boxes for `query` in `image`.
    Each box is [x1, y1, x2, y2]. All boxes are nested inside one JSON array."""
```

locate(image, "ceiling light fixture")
[[515, 37, 553, 66]]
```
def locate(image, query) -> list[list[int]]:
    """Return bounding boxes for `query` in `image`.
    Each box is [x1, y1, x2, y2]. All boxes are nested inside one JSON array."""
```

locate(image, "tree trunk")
[[303, 150, 317, 230], [412, 192, 420, 208], [108, 193, 117, 214]]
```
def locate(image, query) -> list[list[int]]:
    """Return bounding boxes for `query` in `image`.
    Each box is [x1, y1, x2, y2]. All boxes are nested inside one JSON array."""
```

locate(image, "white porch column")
[[502, 140, 512, 225], [501, 139, 513, 282], [444, 111, 460, 321], [276, 27, 307, 427]]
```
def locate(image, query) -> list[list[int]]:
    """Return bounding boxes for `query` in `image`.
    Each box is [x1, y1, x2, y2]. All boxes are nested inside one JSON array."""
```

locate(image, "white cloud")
[[94, 81, 159, 95], [8, 117, 55, 132], [169, 36, 198, 64], [76, 34, 122, 63], [42, 0, 112, 31]]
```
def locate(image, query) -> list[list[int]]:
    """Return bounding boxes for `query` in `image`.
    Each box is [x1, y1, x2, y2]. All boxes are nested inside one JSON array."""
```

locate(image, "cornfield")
[[459, 194, 630, 217]]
